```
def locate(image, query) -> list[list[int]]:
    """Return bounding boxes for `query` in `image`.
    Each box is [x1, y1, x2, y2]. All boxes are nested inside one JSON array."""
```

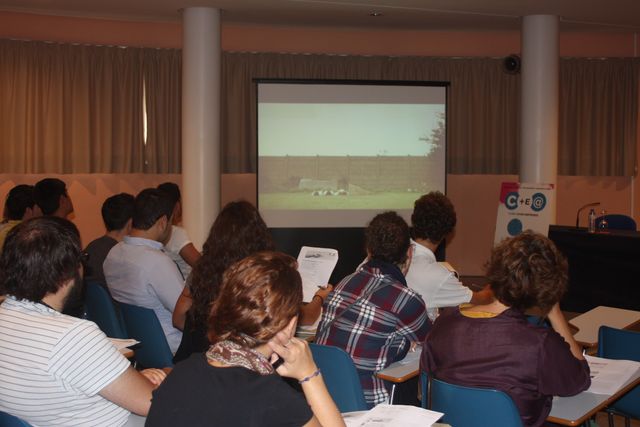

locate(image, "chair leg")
[[607, 411, 614, 427], [624, 416, 630, 427]]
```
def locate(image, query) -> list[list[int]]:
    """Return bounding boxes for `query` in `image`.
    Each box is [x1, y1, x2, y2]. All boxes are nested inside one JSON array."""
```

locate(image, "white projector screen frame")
[[256, 79, 449, 228]]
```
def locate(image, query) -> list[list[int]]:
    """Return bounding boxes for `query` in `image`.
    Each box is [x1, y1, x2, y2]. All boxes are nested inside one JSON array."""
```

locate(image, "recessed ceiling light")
[[369, 11, 383, 17]]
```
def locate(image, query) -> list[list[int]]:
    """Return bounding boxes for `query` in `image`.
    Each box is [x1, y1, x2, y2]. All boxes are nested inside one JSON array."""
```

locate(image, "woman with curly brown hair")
[[421, 231, 590, 427], [172, 201, 275, 363], [172, 200, 331, 363], [147, 252, 345, 427]]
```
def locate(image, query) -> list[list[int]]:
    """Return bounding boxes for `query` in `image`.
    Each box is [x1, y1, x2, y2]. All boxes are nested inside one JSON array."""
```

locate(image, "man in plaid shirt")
[[315, 211, 430, 407]]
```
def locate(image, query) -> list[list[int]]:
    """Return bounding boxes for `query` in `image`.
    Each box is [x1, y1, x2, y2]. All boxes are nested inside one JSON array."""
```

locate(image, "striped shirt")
[[316, 261, 430, 407], [0, 296, 131, 426]]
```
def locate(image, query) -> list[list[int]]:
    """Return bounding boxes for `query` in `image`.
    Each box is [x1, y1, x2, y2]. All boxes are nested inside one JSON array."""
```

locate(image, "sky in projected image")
[[258, 103, 444, 157]]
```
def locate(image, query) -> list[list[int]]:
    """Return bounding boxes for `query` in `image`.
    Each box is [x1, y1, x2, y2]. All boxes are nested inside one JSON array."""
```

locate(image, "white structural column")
[[520, 15, 559, 220], [182, 7, 220, 250]]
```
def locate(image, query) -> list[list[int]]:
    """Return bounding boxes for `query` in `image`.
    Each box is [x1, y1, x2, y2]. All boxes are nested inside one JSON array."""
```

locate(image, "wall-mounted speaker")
[[503, 55, 521, 74]]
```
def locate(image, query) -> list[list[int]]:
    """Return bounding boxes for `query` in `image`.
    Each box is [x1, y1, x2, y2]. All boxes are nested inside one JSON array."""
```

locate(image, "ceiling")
[[0, 0, 639, 32]]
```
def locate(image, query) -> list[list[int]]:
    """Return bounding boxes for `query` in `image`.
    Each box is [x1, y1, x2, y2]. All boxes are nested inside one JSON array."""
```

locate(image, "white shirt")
[[104, 236, 184, 353], [0, 297, 131, 426], [405, 239, 472, 321], [164, 225, 192, 280]]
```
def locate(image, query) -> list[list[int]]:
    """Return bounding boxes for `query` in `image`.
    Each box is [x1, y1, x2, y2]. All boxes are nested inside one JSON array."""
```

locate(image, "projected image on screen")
[[257, 81, 447, 228]]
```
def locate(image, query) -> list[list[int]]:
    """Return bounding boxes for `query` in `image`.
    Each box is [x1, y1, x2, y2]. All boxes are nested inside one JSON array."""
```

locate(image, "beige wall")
[[0, 11, 636, 57]]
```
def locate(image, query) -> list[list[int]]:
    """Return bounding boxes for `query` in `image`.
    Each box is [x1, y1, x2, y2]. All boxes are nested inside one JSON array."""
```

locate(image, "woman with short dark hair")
[[421, 231, 590, 427], [146, 251, 345, 427]]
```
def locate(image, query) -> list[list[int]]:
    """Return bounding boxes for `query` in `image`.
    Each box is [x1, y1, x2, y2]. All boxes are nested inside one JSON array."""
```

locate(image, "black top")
[[173, 315, 209, 364], [84, 235, 118, 284], [62, 236, 119, 318], [146, 353, 314, 427]]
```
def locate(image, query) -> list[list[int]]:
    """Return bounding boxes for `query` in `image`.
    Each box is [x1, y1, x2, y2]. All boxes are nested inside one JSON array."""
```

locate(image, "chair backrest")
[[597, 326, 640, 418], [429, 376, 523, 427], [309, 343, 368, 412], [84, 281, 128, 339], [119, 302, 174, 368], [0, 411, 32, 426], [526, 315, 550, 328], [596, 214, 637, 231]]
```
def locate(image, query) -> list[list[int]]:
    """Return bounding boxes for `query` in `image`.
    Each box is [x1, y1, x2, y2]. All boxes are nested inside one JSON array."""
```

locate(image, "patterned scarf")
[[206, 340, 274, 375]]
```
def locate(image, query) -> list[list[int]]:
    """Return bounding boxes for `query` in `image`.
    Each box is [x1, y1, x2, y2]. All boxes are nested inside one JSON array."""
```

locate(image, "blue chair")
[[119, 302, 174, 368], [309, 343, 367, 412], [84, 281, 128, 339], [0, 411, 32, 426], [426, 374, 523, 427], [526, 315, 550, 328], [597, 326, 640, 426], [596, 214, 636, 231]]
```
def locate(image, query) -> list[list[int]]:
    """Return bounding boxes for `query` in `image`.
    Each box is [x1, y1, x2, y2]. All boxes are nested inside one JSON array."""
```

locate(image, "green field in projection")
[[259, 192, 419, 210]]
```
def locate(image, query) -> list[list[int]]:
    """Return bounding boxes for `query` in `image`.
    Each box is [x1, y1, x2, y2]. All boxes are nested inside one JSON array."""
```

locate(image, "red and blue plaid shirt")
[[315, 260, 430, 407]]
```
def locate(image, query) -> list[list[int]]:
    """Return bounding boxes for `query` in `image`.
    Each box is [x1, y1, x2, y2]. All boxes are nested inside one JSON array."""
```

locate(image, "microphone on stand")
[[575, 202, 600, 228]]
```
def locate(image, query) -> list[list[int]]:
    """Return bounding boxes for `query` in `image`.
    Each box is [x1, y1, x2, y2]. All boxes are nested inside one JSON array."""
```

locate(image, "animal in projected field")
[[311, 189, 349, 196]]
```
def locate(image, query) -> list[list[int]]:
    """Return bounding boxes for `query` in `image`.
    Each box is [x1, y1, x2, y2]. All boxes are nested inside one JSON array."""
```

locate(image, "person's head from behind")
[[365, 211, 411, 267], [102, 193, 135, 234], [411, 191, 456, 245], [3, 185, 40, 221], [486, 231, 568, 314], [208, 251, 303, 348], [0, 217, 82, 304], [34, 178, 74, 218], [157, 182, 181, 225], [132, 188, 174, 242], [202, 200, 273, 263], [190, 200, 274, 326]]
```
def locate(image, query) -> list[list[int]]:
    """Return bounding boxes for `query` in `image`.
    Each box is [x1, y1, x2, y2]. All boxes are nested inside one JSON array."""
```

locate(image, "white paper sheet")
[[585, 354, 640, 395], [109, 338, 139, 351], [297, 246, 338, 302], [343, 405, 443, 427]]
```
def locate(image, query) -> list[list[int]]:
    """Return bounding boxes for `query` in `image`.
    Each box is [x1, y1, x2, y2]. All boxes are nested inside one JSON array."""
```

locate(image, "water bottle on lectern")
[[588, 209, 596, 233]]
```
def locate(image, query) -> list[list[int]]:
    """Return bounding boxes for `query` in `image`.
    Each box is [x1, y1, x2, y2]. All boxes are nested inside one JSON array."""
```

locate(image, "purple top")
[[421, 307, 590, 427]]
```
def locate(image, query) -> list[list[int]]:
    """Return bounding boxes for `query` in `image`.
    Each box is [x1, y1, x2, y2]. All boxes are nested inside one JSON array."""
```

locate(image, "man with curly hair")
[[316, 212, 429, 407], [406, 191, 493, 321]]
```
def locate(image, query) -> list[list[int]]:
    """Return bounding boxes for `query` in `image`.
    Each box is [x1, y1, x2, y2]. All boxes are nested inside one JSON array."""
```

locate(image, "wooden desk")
[[569, 306, 640, 347], [376, 349, 421, 403], [547, 370, 640, 426]]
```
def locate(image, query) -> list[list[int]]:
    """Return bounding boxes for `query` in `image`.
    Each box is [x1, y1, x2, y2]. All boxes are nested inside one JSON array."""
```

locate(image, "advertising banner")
[[494, 182, 555, 245]]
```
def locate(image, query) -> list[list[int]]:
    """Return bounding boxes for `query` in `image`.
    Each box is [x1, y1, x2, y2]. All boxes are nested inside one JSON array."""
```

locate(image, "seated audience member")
[[172, 201, 274, 361], [104, 188, 184, 353], [84, 193, 135, 286], [157, 182, 201, 279], [172, 200, 330, 362], [406, 191, 493, 321], [421, 231, 590, 427], [34, 177, 74, 219], [0, 184, 40, 252], [0, 217, 166, 426], [316, 211, 430, 408], [65, 193, 134, 318], [146, 251, 345, 427]]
